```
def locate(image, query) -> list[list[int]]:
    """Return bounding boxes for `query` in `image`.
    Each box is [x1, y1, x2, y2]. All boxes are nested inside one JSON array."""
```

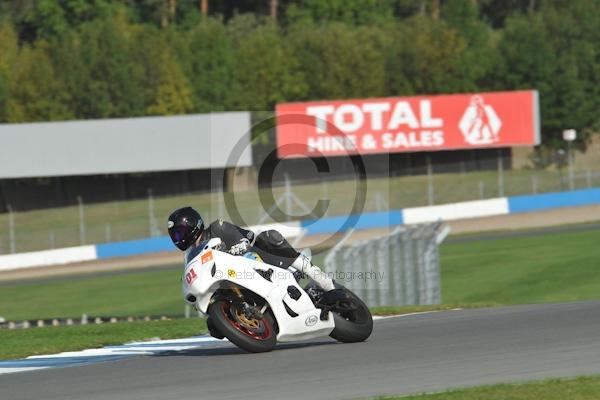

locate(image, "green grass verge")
[[4, 226, 600, 321], [0, 318, 207, 360], [1, 306, 491, 361], [3, 226, 600, 361], [378, 376, 600, 399], [440, 227, 600, 305], [0, 268, 186, 320]]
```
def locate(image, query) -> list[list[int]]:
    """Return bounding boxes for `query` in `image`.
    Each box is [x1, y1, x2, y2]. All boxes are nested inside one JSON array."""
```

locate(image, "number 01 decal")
[[185, 268, 198, 285]]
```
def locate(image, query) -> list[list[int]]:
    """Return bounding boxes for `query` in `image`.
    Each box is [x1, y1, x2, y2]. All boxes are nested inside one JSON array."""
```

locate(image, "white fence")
[[324, 223, 449, 307]]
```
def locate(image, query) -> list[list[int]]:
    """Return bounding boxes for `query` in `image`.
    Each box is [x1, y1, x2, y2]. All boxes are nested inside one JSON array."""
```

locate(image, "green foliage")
[[286, 0, 395, 26], [180, 17, 235, 112], [0, 20, 19, 122], [396, 16, 471, 94], [138, 30, 194, 116], [230, 22, 307, 110], [493, 1, 600, 149], [53, 13, 146, 118], [0, 1, 598, 150], [6, 42, 73, 122], [290, 22, 389, 100], [442, 0, 496, 88], [13, 0, 68, 40]]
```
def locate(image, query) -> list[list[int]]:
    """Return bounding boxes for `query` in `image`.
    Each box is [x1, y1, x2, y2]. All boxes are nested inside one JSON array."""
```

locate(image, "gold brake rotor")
[[234, 308, 260, 329]]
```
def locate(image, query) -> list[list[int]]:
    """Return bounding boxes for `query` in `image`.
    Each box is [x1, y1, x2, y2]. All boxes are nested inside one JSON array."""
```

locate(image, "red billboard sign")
[[275, 90, 539, 158]]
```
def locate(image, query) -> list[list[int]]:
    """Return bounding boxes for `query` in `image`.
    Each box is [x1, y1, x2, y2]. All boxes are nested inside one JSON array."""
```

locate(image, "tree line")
[[0, 0, 598, 150]]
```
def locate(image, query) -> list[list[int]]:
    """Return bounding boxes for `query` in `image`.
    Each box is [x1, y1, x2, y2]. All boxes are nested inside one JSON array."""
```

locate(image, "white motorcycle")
[[182, 238, 373, 353]]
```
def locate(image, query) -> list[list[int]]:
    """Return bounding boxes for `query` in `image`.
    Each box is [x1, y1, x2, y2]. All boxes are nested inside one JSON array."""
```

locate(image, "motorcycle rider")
[[167, 206, 346, 337]]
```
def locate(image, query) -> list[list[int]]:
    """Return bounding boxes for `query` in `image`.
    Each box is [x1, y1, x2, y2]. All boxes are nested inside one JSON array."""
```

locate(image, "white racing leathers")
[[291, 254, 335, 291]]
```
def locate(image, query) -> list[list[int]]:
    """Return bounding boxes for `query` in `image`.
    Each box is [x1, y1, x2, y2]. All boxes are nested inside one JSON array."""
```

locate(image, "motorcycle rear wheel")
[[208, 299, 276, 353], [329, 284, 373, 343]]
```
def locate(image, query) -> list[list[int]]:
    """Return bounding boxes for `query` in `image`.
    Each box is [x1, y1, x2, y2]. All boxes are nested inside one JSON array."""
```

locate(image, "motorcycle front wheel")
[[208, 299, 277, 353]]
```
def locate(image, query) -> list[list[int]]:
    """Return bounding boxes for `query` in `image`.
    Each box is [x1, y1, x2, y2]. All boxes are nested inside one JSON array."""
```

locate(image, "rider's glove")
[[228, 239, 250, 256], [214, 242, 226, 252]]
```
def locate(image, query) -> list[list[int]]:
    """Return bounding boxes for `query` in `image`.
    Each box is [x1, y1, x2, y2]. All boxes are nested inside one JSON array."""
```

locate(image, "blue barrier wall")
[[508, 188, 600, 214], [96, 236, 174, 259], [301, 210, 404, 235], [92, 188, 600, 261]]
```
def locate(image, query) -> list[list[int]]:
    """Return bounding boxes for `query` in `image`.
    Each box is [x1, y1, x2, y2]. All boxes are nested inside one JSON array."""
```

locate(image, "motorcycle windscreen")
[[185, 240, 209, 265]]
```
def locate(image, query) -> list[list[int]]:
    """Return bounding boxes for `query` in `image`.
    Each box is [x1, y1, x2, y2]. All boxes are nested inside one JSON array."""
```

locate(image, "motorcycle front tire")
[[208, 299, 277, 353]]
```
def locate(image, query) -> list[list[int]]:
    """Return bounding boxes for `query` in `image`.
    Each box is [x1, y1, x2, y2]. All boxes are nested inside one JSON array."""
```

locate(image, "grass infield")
[[0, 318, 207, 360], [2, 225, 600, 359], [0, 305, 460, 360], [378, 376, 600, 399], [3, 225, 600, 321]]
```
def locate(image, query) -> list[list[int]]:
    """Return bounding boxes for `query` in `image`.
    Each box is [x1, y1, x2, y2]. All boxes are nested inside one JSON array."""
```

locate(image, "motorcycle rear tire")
[[329, 284, 373, 343]]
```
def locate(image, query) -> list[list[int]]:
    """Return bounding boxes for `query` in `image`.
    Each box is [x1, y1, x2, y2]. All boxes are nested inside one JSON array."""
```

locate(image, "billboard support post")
[[285, 174, 292, 221], [218, 192, 225, 220], [427, 157, 434, 206], [105, 224, 112, 243], [563, 129, 577, 191], [7, 205, 15, 254], [568, 141, 574, 191], [148, 189, 160, 237], [77, 196, 85, 245], [497, 150, 504, 197], [321, 181, 328, 215]]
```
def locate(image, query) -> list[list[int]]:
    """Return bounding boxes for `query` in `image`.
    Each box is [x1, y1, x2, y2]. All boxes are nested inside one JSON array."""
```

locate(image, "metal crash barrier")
[[324, 222, 449, 307]]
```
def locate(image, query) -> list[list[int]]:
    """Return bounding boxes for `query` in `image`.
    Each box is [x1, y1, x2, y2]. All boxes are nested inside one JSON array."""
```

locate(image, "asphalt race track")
[[2, 302, 600, 400]]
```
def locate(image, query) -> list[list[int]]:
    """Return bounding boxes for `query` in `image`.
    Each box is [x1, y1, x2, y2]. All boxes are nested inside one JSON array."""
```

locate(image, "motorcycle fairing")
[[182, 249, 335, 342]]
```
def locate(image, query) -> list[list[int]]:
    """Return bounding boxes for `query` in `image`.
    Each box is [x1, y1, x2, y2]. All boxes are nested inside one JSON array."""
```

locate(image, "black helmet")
[[167, 207, 204, 251]]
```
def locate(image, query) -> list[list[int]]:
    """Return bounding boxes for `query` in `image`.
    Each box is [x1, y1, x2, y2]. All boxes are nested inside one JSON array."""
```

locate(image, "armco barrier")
[[297, 187, 600, 232], [402, 198, 509, 225], [301, 210, 403, 235], [96, 237, 173, 259], [94, 221, 307, 259], [0, 246, 97, 272], [508, 188, 600, 214], [0, 222, 304, 271], [2, 188, 600, 271]]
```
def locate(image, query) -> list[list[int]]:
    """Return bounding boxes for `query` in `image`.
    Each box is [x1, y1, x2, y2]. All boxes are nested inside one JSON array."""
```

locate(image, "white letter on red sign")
[[388, 101, 419, 129], [362, 102, 390, 131], [420, 100, 443, 128], [307, 105, 335, 133], [334, 104, 364, 133]]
